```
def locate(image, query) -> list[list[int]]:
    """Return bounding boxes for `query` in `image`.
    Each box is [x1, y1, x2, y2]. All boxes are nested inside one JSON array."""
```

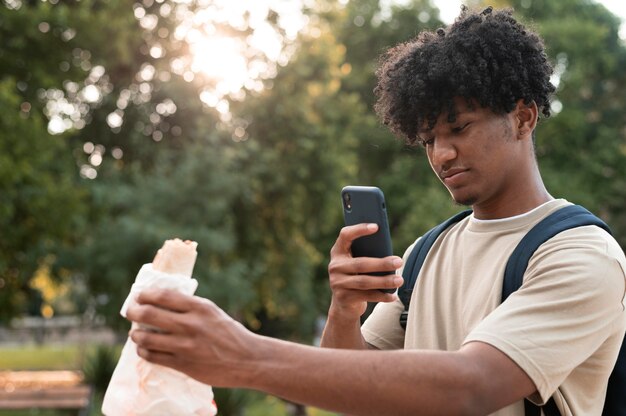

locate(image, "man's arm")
[[319, 223, 403, 349], [128, 289, 536, 416]]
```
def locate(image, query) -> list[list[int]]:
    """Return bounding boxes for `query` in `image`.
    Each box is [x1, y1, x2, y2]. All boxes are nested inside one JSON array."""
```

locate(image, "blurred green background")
[[1, 0, 625, 414]]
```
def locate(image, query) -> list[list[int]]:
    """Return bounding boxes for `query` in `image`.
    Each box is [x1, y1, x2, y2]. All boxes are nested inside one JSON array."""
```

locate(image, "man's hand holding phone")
[[329, 186, 403, 320], [327, 223, 404, 321], [321, 186, 403, 350]]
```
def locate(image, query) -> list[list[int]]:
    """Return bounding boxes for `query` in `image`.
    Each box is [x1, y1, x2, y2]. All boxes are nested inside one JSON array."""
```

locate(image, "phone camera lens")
[[343, 193, 352, 210]]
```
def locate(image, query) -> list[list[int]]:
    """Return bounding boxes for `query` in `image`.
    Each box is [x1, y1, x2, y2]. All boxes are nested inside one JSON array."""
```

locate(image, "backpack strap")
[[397, 204, 614, 416], [499, 205, 611, 416], [603, 339, 626, 416], [501, 204, 611, 302], [539, 397, 561, 416], [523, 392, 560, 416], [398, 210, 472, 329]]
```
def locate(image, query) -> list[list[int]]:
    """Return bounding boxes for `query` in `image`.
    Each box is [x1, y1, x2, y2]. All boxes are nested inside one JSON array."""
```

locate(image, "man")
[[127, 6, 626, 415]]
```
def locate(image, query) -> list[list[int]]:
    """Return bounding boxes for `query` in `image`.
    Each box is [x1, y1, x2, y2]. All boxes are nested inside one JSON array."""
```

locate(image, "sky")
[[435, 0, 626, 39]]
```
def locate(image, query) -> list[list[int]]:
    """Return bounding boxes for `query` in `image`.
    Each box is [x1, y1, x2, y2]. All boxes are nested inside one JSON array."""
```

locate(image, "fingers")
[[136, 346, 178, 368], [127, 290, 224, 336], [330, 273, 403, 305], [331, 223, 379, 256], [330, 255, 403, 276], [135, 288, 196, 313], [332, 273, 404, 292], [359, 289, 399, 303], [327, 252, 404, 317], [126, 289, 197, 333], [130, 328, 180, 353], [126, 303, 183, 334]]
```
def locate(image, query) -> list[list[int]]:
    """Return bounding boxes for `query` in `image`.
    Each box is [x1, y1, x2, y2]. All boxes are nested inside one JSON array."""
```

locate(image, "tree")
[[0, 77, 85, 320], [224, 14, 363, 336], [485, 0, 626, 246], [333, 0, 462, 251]]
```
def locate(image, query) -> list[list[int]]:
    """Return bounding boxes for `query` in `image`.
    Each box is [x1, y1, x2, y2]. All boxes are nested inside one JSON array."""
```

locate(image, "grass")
[[0, 344, 107, 416], [0, 344, 340, 416], [0, 344, 87, 371]]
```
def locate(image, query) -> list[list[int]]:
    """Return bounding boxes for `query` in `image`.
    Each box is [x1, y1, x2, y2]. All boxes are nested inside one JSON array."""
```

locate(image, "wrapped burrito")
[[102, 239, 218, 416]]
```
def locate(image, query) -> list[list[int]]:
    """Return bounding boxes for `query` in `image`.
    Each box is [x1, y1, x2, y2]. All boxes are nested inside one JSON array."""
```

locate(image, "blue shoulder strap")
[[399, 205, 611, 312], [500, 205, 615, 416], [398, 209, 472, 329], [501, 204, 611, 301], [603, 341, 626, 416], [398, 204, 615, 416]]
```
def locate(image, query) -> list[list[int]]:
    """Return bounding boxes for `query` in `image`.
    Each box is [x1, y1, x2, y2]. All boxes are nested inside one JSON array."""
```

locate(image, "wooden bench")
[[0, 370, 93, 415]]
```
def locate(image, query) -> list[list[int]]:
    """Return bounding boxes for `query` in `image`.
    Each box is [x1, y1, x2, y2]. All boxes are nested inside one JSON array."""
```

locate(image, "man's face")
[[418, 99, 525, 209]]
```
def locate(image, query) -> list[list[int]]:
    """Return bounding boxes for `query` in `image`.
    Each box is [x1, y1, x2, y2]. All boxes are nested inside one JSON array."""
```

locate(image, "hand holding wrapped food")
[[102, 239, 217, 416]]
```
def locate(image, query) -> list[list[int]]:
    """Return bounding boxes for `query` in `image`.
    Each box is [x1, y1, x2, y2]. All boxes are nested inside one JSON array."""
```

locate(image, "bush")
[[82, 344, 120, 393]]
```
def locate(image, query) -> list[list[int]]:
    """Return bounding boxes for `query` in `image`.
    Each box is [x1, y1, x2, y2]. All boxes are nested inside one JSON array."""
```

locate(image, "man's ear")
[[515, 100, 538, 140]]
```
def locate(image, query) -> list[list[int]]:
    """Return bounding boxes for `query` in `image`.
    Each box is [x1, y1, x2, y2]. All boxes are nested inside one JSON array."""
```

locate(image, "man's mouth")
[[440, 168, 469, 186]]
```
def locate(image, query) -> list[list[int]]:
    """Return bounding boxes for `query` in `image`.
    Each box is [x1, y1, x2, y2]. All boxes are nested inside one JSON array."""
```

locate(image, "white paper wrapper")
[[102, 243, 217, 416]]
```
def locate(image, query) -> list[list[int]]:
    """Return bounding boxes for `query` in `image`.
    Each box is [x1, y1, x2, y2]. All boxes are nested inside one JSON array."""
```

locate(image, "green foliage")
[[0, 344, 82, 370], [333, 0, 461, 250], [0, 1, 85, 99], [82, 344, 120, 393], [212, 388, 260, 416], [1, 0, 625, 359], [226, 23, 364, 333], [502, 0, 626, 246], [61, 137, 253, 327], [0, 78, 85, 321], [1, 0, 625, 413]]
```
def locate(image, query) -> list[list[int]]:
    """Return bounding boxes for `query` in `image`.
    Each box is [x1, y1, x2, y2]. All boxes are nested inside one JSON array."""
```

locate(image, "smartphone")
[[341, 186, 395, 293]]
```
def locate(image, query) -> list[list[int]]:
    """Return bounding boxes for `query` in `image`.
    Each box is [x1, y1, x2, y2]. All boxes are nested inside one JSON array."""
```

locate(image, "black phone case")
[[341, 186, 395, 293]]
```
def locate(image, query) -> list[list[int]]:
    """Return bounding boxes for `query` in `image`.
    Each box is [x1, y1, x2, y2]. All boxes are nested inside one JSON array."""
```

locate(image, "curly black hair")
[[374, 6, 556, 146]]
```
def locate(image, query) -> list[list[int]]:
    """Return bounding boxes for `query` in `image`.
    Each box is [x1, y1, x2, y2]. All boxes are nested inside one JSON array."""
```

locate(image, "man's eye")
[[419, 138, 434, 147], [451, 122, 470, 133]]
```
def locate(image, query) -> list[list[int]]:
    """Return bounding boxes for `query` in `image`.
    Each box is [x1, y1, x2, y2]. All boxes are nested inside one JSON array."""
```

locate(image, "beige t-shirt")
[[362, 199, 626, 416]]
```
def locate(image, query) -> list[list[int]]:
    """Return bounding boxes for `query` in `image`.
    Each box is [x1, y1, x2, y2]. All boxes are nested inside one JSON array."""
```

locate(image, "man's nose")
[[430, 137, 457, 167]]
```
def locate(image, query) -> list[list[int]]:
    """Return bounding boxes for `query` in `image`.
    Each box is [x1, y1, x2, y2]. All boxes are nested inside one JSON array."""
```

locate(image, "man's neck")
[[472, 167, 553, 220]]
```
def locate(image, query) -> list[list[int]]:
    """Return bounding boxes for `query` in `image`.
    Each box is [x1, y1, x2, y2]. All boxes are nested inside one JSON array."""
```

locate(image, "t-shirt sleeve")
[[361, 297, 406, 349], [361, 240, 418, 350], [463, 227, 626, 404]]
